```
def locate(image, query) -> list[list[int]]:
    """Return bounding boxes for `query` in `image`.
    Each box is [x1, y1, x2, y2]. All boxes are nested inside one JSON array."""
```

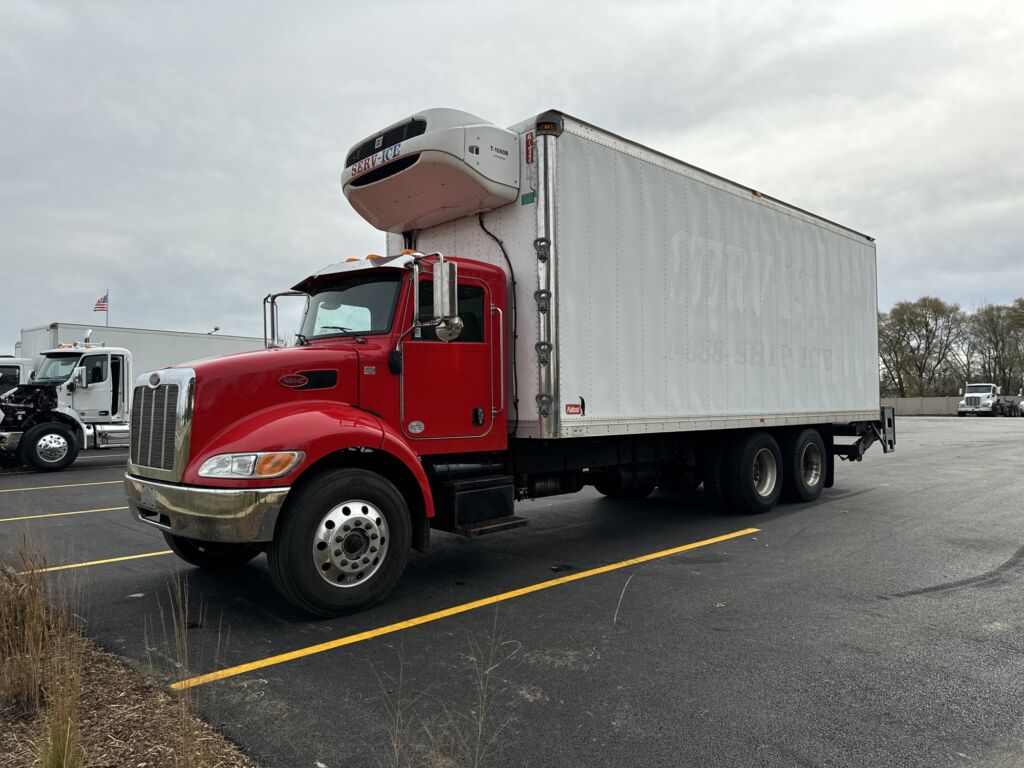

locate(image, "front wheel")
[[163, 533, 261, 568], [268, 468, 412, 616], [19, 423, 79, 472]]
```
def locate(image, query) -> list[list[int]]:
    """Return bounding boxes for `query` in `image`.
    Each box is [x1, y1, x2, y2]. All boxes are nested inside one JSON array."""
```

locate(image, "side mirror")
[[29, 370, 36, 381], [73, 366, 87, 388], [958, 388, 963, 395], [433, 260, 463, 342], [997, 386, 1002, 395]]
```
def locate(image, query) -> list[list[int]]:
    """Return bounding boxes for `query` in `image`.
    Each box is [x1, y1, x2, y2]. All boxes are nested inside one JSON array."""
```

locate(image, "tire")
[[957, 412, 965, 417], [780, 428, 826, 503], [19, 422, 79, 472], [268, 468, 411, 616], [163, 532, 260, 568], [725, 431, 783, 515], [699, 438, 734, 511]]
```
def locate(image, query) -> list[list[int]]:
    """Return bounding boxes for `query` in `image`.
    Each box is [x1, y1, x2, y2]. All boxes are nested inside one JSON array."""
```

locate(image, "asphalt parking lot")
[[3, 418, 1024, 767]]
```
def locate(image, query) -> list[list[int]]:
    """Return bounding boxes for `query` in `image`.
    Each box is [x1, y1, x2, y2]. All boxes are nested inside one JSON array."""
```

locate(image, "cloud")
[[1, 0, 1021, 354]]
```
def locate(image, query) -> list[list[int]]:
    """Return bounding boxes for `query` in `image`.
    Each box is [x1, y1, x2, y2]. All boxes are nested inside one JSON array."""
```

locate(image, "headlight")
[[958, 400, 965, 406], [198, 451, 304, 479], [983, 399, 994, 406]]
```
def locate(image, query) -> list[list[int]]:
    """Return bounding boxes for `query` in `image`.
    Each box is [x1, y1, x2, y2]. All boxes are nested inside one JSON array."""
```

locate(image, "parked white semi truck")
[[2, 326, 264, 471], [957, 383, 1022, 417]]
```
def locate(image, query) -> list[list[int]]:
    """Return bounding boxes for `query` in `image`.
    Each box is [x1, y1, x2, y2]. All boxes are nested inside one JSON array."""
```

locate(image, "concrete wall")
[[881, 396, 1024, 416]]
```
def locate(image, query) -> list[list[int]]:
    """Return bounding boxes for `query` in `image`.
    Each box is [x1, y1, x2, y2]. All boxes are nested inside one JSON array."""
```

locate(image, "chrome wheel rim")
[[801, 442, 823, 488], [752, 448, 778, 498], [311, 499, 389, 588], [36, 433, 69, 463]]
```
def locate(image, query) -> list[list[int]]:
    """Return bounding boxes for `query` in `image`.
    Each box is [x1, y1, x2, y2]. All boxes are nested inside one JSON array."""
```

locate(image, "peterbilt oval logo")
[[148, 373, 160, 387], [279, 374, 309, 388]]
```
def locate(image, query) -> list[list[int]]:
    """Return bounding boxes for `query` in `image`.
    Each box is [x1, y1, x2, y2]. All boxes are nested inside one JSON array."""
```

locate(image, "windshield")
[[36, 354, 81, 382], [965, 385, 993, 394], [298, 274, 402, 341]]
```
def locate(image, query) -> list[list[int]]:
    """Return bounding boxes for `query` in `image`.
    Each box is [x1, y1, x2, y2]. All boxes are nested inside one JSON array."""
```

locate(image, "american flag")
[[93, 292, 109, 312]]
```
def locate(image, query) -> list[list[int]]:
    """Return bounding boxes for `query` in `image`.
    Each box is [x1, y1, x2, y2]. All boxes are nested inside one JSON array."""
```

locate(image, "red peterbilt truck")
[[125, 108, 895, 615]]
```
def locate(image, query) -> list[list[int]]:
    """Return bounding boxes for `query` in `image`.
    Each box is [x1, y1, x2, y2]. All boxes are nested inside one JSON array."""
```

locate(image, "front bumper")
[[958, 406, 994, 415], [0, 431, 22, 452], [124, 474, 290, 543]]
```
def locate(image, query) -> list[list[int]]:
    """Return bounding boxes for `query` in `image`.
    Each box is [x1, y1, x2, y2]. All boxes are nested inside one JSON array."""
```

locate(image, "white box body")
[[388, 112, 879, 440]]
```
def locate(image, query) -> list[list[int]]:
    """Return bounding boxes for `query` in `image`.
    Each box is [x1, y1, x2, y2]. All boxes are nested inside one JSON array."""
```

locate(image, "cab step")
[[454, 516, 528, 537]]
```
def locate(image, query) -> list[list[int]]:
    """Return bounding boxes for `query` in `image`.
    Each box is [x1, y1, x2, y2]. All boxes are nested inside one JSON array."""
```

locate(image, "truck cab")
[[0, 340, 133, 470], [957, 383, 1021, 417]]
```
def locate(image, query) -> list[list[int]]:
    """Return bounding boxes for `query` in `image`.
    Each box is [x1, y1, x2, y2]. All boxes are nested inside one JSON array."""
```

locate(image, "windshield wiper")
[[294, 333, 309, 347], [320, 326, 352, 333]]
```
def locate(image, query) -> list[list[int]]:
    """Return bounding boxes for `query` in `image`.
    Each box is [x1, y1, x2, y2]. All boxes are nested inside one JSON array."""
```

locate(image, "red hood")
[[183, 344, 361, 461]]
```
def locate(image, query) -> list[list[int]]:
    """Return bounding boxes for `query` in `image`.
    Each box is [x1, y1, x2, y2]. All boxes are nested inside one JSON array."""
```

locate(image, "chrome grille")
[[966, 396, 982, 406], [130, 384, 179, 470]]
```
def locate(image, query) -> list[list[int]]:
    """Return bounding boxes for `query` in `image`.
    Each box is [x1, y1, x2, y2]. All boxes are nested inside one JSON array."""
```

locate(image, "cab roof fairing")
[[291, 253, 416, 293]]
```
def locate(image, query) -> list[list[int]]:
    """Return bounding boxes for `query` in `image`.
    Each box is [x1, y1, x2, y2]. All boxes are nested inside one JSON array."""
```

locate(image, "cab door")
[[71, 353, 113, 422], [401, 278, 494, 444]]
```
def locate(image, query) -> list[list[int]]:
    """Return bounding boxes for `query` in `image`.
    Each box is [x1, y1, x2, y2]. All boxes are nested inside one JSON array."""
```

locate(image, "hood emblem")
[[148, 373, 161, 387], [279, 373, 309, 389]]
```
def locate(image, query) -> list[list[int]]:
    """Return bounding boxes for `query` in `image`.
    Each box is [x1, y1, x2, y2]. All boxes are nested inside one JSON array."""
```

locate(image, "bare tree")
[[970, 304, 1022, 392], [877, 297, 966, 396]]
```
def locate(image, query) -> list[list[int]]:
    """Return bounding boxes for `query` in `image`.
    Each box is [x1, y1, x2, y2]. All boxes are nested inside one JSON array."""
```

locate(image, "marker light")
[[198, 451, 304, 479]]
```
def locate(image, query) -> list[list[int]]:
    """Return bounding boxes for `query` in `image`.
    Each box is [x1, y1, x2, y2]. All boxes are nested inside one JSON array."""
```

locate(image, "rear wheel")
[[726, 432, 783, 515], [19, 423, 79, 472], [163, 533, 260, 568], [268, 468, 411, 616], [780, 428, 826, 503], [699, 438, 734, 510]]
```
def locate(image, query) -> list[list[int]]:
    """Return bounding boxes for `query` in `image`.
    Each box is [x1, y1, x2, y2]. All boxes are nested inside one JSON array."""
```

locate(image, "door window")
[[416, 282, 486, 343], [0, 366, 18, 388], [81, 355, 108, 384]]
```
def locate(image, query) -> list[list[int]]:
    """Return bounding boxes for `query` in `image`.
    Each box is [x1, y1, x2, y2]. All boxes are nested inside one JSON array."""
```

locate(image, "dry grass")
[[0, 550, 258, 768], [376, 613, 520, 768]]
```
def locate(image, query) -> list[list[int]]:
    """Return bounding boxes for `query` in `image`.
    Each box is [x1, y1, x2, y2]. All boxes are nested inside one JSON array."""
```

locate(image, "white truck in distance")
[[2, 326, 264, 471], [0, 336, 134, 470], [957, 383, 1022, 417]]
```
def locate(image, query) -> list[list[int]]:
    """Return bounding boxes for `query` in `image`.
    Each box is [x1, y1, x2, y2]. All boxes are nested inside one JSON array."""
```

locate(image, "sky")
[[1, 0, 1022, 354]]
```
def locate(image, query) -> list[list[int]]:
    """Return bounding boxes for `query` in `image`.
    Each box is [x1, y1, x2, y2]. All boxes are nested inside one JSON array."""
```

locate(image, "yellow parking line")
[[20, 550, 172, 575], [0, 480, 122, 494], [0, 506, 129, 523], [172, 526, 760, 691]]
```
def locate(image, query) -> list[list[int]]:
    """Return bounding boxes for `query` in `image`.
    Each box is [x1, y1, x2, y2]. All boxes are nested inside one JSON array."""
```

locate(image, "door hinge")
[[535, 341, 552, 365], [534, 289, 551, 314], [533, 237, 550, 263]]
